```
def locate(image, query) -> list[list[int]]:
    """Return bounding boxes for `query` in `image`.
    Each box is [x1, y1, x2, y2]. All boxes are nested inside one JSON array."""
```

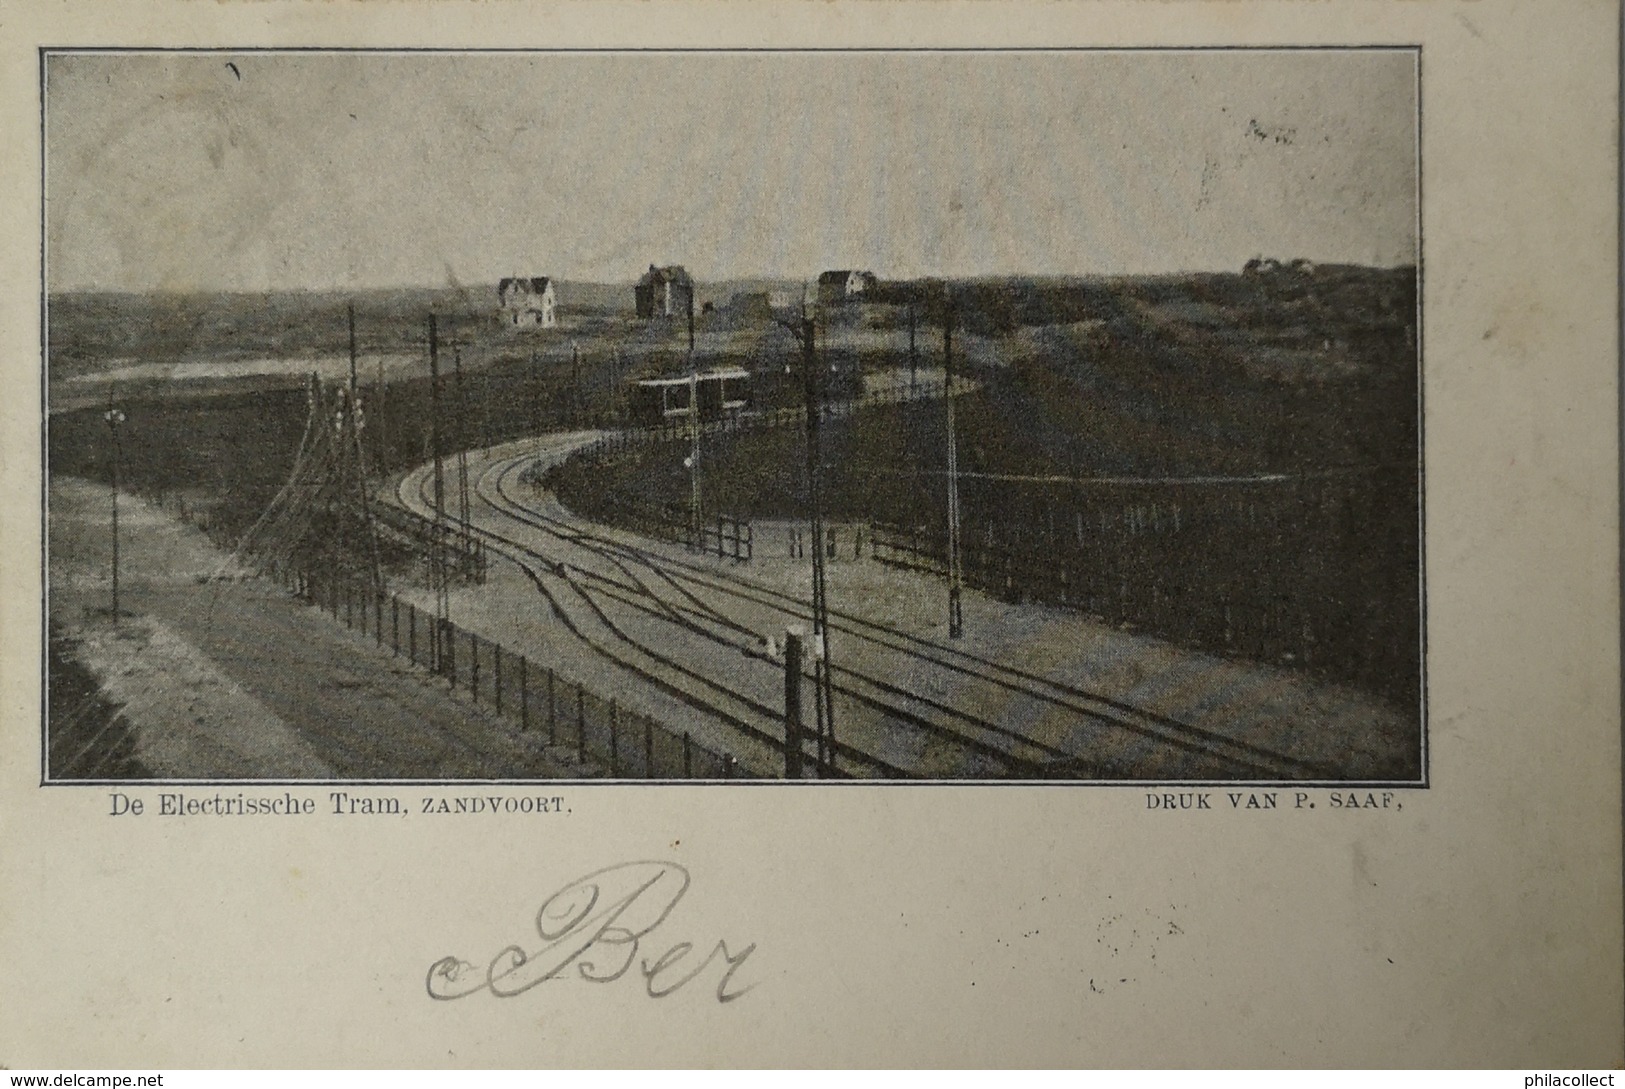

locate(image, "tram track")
[[487, 448, 1336, 781], [390, 436, 1336, 781], [397, 465, 910, 778]]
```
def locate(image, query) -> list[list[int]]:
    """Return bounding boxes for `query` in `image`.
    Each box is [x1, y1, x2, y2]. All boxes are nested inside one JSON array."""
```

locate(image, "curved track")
[[394, 437, 1337, 781]]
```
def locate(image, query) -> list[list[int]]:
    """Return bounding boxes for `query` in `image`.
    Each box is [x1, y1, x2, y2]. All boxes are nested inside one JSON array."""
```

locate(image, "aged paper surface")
[[1, 0, 1620, 1069]]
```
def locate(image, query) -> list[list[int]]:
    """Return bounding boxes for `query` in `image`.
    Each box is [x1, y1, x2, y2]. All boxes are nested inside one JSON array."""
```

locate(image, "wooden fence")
[[870, 467, 1420, 705]]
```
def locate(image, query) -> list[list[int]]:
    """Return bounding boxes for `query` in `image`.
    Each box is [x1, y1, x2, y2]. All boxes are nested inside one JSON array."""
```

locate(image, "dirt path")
[[49, 477, 594, 780]]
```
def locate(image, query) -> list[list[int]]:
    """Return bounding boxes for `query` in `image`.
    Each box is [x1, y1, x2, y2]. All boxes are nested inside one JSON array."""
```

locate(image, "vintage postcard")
[[1, 0, 1619, 1069]]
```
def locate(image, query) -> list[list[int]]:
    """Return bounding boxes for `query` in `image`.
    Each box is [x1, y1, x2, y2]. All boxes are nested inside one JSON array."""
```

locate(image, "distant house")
[[817, 270, 878, 306], [497, 277, 557, 328], [636, 265, 695, 319]]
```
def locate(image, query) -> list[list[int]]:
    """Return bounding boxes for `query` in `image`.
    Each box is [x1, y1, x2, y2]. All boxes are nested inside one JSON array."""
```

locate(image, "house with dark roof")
[[635, 265, 695, 319], [497, 277, 557, 328], [817, 269, 878, 306]]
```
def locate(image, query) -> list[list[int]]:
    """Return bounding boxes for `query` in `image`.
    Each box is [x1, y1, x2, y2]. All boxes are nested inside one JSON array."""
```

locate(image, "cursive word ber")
[[425, 860, 757, 1004]]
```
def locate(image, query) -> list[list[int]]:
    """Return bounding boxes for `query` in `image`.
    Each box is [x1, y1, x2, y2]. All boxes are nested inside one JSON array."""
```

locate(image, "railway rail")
[[387, 436, 1336, 781]]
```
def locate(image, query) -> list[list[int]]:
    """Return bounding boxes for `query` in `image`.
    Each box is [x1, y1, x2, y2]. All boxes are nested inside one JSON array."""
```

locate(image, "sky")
[[45, 50, 1418, 293]]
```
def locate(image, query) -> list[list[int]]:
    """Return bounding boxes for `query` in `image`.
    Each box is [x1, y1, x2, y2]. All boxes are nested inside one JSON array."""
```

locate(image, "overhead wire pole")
[[944, 286, 964, 639], [571, 341, 581, 428], [799, 299, 838, 775], [453, 342, 472, 536], [687, 284, 701, 549], [348, 301, 359, 396], [340, 302, 356, 583], [103, 394, 125, 623], [347, 383, 383, 599], [428, 314, 450, 657], [344, 301, 383, 595], [375, 356, 387, 476], [329, 382, 347, 584]]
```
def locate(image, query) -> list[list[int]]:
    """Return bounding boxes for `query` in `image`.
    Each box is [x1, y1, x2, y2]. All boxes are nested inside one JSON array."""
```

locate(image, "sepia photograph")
[[5, 0, 1620, 1070], [43, 48, 1423, 784]]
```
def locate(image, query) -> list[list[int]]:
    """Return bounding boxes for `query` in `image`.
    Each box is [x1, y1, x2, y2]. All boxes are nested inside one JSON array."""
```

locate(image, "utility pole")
[[375, 356, 387, 475], [799, 306, 838, 774], [347, 301, 359, 396], [687, 287, 701, 548], [329, 383, 346, 580], [104, 397, 125, 622], [453, 344, 471, 535], [945, 287, 964, 639], [613, 346, 625, 424], [783, 627, 804, 779], [571, 342, 581, 429], [428, 315, 450, 658], [345, 301, 368, 589], [345, 383, 383, 598], [530, 349, 540, 436], [429, 315, 445, 524]]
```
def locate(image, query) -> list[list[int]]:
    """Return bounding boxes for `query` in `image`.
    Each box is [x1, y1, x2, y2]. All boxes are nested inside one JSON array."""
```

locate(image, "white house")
[[816, 269, 878, 306], [498, 277, 557, 328]]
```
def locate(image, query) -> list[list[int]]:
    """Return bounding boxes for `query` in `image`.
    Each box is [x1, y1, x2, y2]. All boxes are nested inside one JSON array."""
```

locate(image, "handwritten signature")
[[426, 860, 758, 1004]]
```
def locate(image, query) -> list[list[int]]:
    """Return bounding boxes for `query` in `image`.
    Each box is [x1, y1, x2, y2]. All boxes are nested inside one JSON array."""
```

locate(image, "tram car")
[[627, 368, 751, 427]]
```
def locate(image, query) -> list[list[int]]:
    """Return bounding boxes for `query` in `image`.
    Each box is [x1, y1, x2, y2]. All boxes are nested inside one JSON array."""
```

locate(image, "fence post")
[[445, 621, 456, 689], [723, 755, 735, 779], [520, 656, 529, 731], [783, 628, 804, 780], [548, 669, 557, 745], [576, 685, 585, 764], [683, 732, 693, 778], [408, 604, 417, 665], [494, 644, 503, 716], [470, 636, 479, 704], [392, 598, 400, 656]]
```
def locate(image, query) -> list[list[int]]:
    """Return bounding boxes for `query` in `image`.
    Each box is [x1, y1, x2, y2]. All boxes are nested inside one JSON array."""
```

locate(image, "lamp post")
[[103, 401, 126, 622]]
